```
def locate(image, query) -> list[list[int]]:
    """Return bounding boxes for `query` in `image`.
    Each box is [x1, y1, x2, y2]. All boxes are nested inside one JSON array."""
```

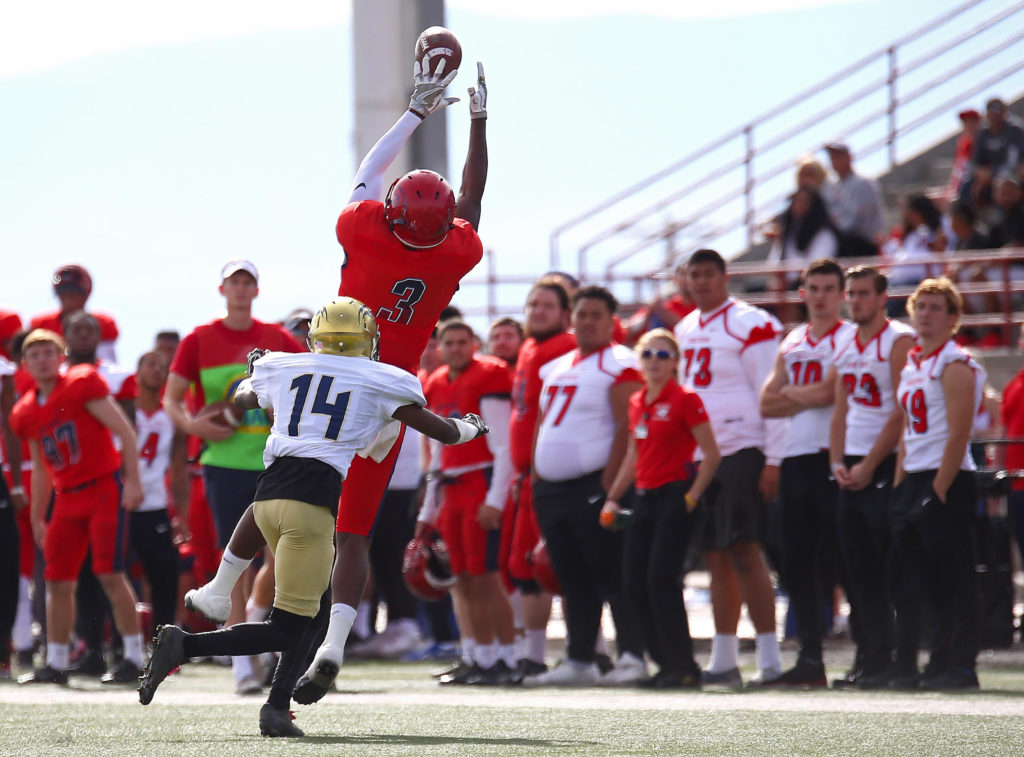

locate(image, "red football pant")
[[44, 474, 127, 582], [508, 475, 541, 584], [335, 426, 407, 536], [438, 470, 500, 577]]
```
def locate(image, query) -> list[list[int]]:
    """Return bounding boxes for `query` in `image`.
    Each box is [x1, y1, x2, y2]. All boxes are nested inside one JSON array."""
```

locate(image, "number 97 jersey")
[[249, 352, 426, 479], [336, 201, 483, 374]]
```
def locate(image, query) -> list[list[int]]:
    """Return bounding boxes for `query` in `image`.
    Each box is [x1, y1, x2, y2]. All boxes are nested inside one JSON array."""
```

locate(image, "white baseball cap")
[[220, 259, 259, 283]]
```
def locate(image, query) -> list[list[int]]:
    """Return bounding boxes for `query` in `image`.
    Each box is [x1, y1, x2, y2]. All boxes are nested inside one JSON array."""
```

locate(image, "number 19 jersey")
[[249, 352, 426, 479], [336, 201, 483, 374]]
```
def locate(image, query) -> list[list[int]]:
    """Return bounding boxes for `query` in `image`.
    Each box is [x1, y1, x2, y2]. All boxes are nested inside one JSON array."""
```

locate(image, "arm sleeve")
[[480, 397, 513, 511], [417, 437, 444, 526], [740, 336, 787, 466], [348, 111, 422, 204]]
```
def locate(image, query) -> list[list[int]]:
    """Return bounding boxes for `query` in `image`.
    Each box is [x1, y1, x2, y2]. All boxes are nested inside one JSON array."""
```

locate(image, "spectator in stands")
[[887, 194, 949, 292], [988, 176, 1024, 248], [624, 263, 695, 344], [486, 317, 524, 367], [602, 328, 721, 689], [823, 144, 885, 256], [30, 265, 119, 363], [947, 109, 982, 205], [969, 98, 1024, 214], [769, 188, 840, 286], [796, 158, 828, 191]]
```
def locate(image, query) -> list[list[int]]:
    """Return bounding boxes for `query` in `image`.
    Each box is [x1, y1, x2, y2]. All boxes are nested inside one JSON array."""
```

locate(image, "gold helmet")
[[307, 298, 380, 360]]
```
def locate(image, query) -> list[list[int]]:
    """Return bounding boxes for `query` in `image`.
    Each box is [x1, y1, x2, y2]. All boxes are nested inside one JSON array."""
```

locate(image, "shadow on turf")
[[298, 734, 594, 748]]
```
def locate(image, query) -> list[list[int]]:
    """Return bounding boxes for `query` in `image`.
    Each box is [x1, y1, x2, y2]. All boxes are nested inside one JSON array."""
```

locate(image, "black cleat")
[[432, 659, 469, 679], [17, 665, 68, 685], [757, 660, 827, 689], [831, 666, 862, 690], [138, 625, 185, 705], [66, 649, 107, 677], [102, 659, 145, 685], [509, 658, 548, 684], [639, 668, 702, 689], [465, 660, 515, 686], [292, 659, 339, 706], [594, 653, 615, 676], [439, 662, 481, 685], [918, 668, 979, 691], [259, 704, 305, 738], [14, 649, 36, 670]]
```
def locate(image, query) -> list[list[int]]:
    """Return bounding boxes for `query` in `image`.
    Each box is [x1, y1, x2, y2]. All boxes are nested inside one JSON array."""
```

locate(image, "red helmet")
[[383, 170, 456, 249], [52, 264, 92, 297], [402, 530, 457, 600], [527, 538, 562, 596]]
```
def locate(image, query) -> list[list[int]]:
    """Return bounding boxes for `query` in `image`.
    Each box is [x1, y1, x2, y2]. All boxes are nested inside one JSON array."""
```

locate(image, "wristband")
[[830, 462, 844, 475], [684, 493, 696, 510], [10, 486, 24, 496]]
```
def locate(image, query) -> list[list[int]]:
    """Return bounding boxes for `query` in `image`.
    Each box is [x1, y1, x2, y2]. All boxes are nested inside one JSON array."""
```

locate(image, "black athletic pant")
[[0, 477, 19, 663], [534, 471, 642, 663], [836, 454, 896, 676], [890, 470, 981, 676], [369, 489, 418, 622], [622, 480, 699, 676], [779, 452, 839, 664], [128, 509, 180, 629], [75, 554, 112, 654], [422, 594, 458, 644]]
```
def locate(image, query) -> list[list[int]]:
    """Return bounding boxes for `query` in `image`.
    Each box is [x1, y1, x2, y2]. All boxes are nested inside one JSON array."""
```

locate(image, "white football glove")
[[467, 62, 487, 120], [451, 413, 489, 444], [408, 59, 459, 119]]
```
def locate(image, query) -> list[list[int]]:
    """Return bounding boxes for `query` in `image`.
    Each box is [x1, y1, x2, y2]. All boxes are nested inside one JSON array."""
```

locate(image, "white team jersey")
[[898, 340, 986, 473], [250, 352, 425, 479], [674, 298, 785, 459], [833, 319, 916, 456], [780, 320, 856, 457], [59, 359, 132, 396], [136, 407, 175, 512], [535, 344, 640, 482]]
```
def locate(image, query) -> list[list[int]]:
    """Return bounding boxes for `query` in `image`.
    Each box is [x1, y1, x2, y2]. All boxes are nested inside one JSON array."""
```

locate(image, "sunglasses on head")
[[640, 349, 674, 360]]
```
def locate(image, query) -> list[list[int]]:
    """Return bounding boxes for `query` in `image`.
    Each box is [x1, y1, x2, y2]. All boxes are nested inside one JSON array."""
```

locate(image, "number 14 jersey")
[[249, 352, 425, 479]]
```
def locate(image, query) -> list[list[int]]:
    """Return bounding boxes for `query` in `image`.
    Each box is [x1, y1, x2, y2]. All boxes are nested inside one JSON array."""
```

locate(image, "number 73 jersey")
[[336, 201, 483, 374], [249, 352, 426, 479], [898, 339, 985, 473]]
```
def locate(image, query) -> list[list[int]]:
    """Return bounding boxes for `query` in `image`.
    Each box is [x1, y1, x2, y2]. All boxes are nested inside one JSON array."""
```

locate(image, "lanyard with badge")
[[634, 411, 649, 440]]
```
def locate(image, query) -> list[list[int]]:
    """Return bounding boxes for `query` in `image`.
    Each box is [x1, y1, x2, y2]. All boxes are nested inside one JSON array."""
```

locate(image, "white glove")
[[467, 62, 487, 120], [408, 59, 459, 119], [451, 413, 489, 444]]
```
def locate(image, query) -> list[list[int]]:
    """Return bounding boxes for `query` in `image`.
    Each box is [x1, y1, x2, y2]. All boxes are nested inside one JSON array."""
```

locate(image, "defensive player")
[[420, 320, 515, 684], [11, 330, 145, 685], [673, 249, 785, 688], [138, 299, 489, 737], [893, 278, 984, 689], [827, 266, 915, 688], [506, 277, 575, 678], [524, 286, 646, 686], [759, 258, 854, 686]]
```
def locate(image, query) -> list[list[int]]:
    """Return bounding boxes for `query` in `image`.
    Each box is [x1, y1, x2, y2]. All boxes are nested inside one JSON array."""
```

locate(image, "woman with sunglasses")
[[600, 328, 721, 688]]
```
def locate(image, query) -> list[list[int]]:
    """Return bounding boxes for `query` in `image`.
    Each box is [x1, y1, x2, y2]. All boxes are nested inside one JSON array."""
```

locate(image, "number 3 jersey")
[[336, 201, 483, 374], [249, 352, 426, 480], [898, 339, 985, 473], [780, 320, 856, 457], [674, 298, 785, 462], [832, 319, 916, 456], [535, 344, 642, 482], [9, 364, 120, 491]]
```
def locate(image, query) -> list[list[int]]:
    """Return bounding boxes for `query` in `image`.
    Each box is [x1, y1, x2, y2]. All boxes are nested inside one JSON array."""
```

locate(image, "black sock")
[[266, 591, 330, 711], [182, 607, 310, 659]]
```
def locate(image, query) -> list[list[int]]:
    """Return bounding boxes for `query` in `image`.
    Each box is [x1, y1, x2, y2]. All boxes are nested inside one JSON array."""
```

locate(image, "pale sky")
[[2, 0, 1020, 366]]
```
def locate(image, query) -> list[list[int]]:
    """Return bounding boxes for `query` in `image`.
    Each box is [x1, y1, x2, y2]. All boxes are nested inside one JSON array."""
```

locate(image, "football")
[[195, 400, 240, 429], [414, 26, 462, 77]]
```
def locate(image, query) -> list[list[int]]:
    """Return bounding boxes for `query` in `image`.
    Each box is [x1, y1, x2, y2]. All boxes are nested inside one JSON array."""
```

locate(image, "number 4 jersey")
[[336, 201, 483, 374], [898, 339, 985, 473], [9, 364, 120, 491], [248, 352, 425, 479]]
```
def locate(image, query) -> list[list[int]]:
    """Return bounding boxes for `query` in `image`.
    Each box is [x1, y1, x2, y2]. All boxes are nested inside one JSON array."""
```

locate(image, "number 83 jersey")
[[249, 352, 426, 479], [336, 201, 483, 374]]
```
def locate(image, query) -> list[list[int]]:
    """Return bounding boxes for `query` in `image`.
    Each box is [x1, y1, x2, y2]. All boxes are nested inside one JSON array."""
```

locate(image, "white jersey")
[[780, 320, 856, 457], [136, 407, 175, 512], [250, 352, 425, 479], [898, 340, 986, 473], [674, 298, 786, 462], [535, 344, 641, 482], [833, 319, 916, 456]]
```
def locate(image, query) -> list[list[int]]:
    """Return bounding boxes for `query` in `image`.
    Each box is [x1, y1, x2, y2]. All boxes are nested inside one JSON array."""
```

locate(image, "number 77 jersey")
[[248, 352, 426, 479], [336, 201, 483, 374]]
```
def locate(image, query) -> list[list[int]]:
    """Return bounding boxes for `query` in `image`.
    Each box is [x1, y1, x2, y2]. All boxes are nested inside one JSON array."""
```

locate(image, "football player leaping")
[[139, 299, 488, 737], [181, 58, 490, 706]]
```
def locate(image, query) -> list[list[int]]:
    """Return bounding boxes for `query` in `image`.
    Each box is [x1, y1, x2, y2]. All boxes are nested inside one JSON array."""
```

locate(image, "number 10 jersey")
[[249, 352, 425, 479]]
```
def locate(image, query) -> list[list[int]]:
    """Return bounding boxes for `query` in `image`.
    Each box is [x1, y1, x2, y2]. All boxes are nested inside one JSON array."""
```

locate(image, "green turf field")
[[2, 652, 1023, 757]]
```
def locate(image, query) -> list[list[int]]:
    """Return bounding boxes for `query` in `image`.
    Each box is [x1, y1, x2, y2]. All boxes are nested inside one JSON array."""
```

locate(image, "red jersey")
[[509, 331, 576, 471], [30, 310, 119, 343], [0, 310, 22, 360], [628, 381, 708, 490], [9, 364, 121, 491], [424, 355, 511, 471], [1001, 367, 1024, 492], [336, 201, 483, 373]]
